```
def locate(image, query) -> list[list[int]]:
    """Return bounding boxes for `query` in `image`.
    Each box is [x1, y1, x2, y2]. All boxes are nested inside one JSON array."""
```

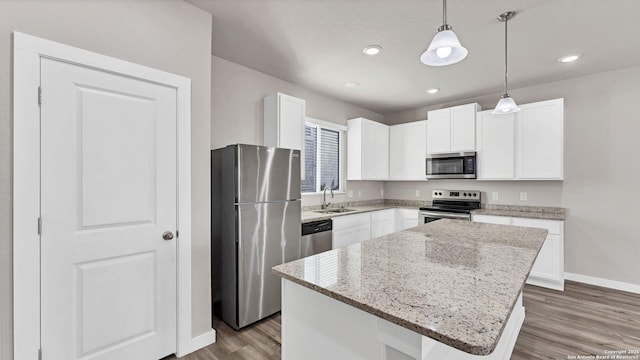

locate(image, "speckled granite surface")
[[472, 204, 566, 220], [301, 199, 428, 223], [273, 219, 548, 355]]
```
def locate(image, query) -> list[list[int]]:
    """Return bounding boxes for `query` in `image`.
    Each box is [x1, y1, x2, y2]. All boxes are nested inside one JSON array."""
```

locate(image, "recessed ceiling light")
[[558, 54, 582, 63], [362, 45, 383, 56], [345, 82, 360, 88], [426, 88, 440, 94]]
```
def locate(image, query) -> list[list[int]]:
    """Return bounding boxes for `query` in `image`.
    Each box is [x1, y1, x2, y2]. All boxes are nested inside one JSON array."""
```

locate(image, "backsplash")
[[383, 180, 563, 207]]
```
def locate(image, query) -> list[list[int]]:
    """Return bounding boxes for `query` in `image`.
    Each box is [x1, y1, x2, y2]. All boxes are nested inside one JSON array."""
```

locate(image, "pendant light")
[[420, 0, 468, 66], [492, 11, 520, 114]]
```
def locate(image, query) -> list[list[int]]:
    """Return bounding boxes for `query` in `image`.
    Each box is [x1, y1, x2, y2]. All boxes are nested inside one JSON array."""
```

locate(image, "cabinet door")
[[405, 121, 427, 180], [351, 224, 372, 244], [333, 225, 370, 249], [476, 111, 515, 179], [516, 99, 563, 179], [426, 109, 451, 154], [395, 209, 418, 231], [401, 218, 419, 230], [332, 229, 351, 249], [278, 94, 305, 151], [371, 220, 395, 238], [451, 104, 476, 151], [371, 209, 396, 238], [388, 125, 406, 180], [264, 93, 306, 179], [362, 120, 389, 179], [528, 234, 562, 282]]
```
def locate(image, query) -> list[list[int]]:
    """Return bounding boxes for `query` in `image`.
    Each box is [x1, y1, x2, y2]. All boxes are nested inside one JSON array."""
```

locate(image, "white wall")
[[384, 65, 640, 286], [0, 1, 213, 358], [211, 55, 385, 206]]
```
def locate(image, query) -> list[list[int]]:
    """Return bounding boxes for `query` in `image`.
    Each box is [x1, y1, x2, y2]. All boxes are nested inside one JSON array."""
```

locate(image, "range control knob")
[[463, 193, 467, 196]]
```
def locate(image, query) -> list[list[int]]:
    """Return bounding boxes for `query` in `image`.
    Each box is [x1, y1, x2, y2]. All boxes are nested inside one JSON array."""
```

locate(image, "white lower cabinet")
[[472, 214, 564, 290], [332, 208, 420, 249], [371, 209, 396, 238], [395, 208, 419, 231], [332, 212, 371, 249]]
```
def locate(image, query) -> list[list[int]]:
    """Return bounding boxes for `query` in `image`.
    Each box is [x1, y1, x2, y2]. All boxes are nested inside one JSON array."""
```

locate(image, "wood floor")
[[175, 281, 640, 360]]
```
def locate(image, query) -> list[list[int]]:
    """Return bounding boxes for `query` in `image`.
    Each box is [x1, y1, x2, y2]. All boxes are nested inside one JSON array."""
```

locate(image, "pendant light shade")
[[492, 11, 520, 115], [493, 95, 521, 114], [420, 0, 468, 66]]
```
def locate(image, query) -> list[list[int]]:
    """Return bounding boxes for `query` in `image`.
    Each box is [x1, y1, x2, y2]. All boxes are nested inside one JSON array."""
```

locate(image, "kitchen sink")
[[313, 208, 356, 214]]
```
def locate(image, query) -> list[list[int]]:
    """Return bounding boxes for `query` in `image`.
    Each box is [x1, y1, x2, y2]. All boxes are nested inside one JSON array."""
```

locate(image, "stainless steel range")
[[419, 190, 481, 224]]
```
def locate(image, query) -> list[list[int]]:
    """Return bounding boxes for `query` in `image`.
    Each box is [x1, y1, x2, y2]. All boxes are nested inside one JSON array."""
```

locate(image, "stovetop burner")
[[419, 189, 481, 213]]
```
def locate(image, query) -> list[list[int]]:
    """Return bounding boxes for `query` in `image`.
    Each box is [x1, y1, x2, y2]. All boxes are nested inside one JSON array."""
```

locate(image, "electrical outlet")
[[348, 190, 353, 198], [415, 190, 420, 197], [520, 192, 528, 201], [492, 192, 499, 200], [380, 189, 384, 196], [358, 190, 362, 198]]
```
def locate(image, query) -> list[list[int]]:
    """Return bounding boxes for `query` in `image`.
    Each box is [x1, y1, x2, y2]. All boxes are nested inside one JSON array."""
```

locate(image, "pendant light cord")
[[503, 16, 509, 95]]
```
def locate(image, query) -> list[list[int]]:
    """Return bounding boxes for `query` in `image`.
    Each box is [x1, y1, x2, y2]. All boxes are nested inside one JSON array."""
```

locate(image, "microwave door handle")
[[419, 211, 470, 220]]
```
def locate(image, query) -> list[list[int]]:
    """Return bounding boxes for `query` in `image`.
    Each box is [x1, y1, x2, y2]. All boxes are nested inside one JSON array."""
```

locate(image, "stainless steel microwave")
[[425, 152, 476, 179]]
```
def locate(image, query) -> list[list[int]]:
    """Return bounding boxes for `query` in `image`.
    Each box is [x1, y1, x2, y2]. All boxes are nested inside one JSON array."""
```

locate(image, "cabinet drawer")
[[512, 218, 562, 235], [472, 214, 511, 225], [332, 212, 371, 230], [371, 209, 395, 222]]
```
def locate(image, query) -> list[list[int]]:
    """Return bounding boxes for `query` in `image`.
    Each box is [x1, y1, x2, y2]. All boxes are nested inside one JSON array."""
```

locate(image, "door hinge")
[[38, 86, 42, 105], [37, 217, 42, 235], [38, 348, 42, 360]]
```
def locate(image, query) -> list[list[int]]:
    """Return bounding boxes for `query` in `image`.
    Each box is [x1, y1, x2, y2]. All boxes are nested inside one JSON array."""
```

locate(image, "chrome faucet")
[[322, 186, 334, 209]]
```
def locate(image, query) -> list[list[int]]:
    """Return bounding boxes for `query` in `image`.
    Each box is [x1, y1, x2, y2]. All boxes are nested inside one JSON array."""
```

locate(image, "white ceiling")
[[187, 0, 640, 114]]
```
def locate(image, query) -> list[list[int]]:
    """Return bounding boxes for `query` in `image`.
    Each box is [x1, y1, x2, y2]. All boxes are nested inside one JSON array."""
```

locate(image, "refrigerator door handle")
[[256, 239, 262, 277]]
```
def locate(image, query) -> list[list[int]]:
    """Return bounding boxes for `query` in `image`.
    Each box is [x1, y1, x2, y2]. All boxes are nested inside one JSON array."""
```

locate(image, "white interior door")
[[40, 57, 178, 360]]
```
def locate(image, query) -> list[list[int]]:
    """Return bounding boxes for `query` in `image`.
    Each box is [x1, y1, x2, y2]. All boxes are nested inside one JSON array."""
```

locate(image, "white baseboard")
[[565, 272, 640, 294], [178, 329, 216, 357]]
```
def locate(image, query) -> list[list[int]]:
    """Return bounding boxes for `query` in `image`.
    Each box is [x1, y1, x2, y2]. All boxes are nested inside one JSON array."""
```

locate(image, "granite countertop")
[[471, 205, 566, 221], [301, 204, 399, 223], [302, 200, 567, 223], [273, 219, 548, 355], [301, 199, 426, 224]]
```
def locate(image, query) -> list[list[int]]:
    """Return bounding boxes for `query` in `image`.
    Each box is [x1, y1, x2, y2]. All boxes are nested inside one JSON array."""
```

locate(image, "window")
[[301, 118, 345, 194]]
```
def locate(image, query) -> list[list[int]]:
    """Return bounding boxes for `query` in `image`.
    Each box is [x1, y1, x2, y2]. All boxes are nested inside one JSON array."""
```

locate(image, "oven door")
[[419, 211, 471, 224]]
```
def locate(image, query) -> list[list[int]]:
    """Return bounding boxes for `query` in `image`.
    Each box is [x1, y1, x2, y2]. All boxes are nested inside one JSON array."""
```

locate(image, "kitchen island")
[[272, 219, 548, 360]]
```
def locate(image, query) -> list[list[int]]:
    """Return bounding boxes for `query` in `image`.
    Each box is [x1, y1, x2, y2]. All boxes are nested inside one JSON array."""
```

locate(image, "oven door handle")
[[419, 211, 470, 220]]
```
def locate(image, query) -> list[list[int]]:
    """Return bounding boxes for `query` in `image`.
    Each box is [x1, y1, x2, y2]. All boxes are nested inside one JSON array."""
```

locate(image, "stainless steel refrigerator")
[[211, 144, 301, 330]]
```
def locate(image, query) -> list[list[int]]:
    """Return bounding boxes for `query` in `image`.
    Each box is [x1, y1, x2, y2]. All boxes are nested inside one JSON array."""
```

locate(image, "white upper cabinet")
[[476, 110, 516, 179], [427, 103, 480, 154], [516, 98, 564, 180], [389, 120, 427, 180], [476, 98, 564, 181], [264, 93, 306, 178], [347, 118, 389, 180], [426, 109, 451, 154]]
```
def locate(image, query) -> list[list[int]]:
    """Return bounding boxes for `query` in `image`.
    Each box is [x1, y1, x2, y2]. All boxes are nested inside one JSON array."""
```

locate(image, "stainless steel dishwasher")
[[301, 219, 333, 257]]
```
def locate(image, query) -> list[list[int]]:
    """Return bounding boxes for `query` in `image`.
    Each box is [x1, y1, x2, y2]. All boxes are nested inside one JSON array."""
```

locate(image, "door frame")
[[12, 32, 196, 359]]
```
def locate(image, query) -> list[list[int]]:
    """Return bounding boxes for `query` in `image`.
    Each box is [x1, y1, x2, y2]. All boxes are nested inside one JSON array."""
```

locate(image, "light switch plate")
[[520, 192, 528, 201], [380, 189, 384, 196], [492, 192, 499, 200], [348, 190, 353, 198], [358, 190, 362, 198]]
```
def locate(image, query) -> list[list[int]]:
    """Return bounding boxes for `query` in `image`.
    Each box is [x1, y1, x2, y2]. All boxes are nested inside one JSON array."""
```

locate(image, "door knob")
[[162, 231, 174, 240]]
